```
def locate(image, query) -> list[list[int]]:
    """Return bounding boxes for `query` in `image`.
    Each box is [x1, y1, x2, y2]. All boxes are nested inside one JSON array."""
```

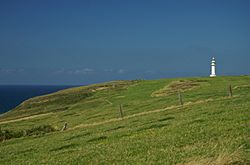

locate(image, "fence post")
[[178, 91, 183, 106], [119, 104, 123, 118], [61, 122, 68, 131], [229, 84, 233, 97]]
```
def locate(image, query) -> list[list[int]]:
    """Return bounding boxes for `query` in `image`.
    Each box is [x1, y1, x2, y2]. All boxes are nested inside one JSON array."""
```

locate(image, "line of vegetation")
[[0, 124, 56, 142]]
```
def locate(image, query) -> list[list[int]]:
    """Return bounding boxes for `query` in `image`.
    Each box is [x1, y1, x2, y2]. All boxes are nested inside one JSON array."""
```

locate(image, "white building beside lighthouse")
[[210, 57, 216, 77]]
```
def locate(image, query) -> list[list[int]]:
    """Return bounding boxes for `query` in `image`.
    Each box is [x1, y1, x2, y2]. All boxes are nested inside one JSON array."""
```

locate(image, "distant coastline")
[[0, 85, 77, 114]]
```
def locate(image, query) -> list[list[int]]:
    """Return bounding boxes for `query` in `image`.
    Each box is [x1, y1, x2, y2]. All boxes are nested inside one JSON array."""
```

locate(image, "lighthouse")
[[210, 57, 216, 77]]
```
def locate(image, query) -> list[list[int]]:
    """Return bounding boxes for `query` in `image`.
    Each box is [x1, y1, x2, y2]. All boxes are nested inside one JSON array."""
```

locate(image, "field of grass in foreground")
[[0, 76, 249, 164]]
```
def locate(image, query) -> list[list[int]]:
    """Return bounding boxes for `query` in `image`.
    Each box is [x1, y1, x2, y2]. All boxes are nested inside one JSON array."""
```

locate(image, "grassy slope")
[[0, 76, 249, 164]]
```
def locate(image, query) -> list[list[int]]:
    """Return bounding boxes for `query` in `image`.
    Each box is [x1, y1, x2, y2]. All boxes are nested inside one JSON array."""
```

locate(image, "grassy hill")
[[0, 76, 249, 164]]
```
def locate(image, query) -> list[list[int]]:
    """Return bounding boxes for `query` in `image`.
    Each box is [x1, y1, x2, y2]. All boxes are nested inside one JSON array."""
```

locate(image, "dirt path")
[[0, 112, 54, 125], [0, 96, 231, 128], [70, 98, 214, 130]]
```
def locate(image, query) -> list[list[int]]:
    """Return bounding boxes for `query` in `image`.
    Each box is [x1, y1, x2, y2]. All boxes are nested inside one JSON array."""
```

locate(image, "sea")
[[0, 85, 76, 114]]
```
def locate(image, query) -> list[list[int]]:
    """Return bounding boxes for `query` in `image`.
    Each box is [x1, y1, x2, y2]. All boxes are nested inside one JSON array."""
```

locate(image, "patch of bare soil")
[[152, 80, 208, 97], [233, 84, 250, 89]]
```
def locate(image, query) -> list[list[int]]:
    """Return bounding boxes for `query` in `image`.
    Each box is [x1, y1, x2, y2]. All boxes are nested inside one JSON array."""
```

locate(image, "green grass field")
[[0, 76, 249, 164]]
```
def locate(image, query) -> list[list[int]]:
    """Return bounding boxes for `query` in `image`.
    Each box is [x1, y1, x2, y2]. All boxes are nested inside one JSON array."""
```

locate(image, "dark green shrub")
[[0, 125, 56, 142], [26, 125, 56, 136]]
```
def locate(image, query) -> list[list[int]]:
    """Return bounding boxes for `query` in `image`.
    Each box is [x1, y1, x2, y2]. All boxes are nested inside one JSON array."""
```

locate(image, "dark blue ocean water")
[[0, 85, 75, 114]]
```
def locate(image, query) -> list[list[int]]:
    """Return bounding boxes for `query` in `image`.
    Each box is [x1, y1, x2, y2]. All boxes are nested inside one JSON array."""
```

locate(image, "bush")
[[26, 125, 56, 136], [0, 125, 56, 142]]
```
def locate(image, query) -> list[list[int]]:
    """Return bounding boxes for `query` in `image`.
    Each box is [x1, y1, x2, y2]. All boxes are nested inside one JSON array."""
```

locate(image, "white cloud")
[[117, 69, 125, 74], [54, 68, 95, 75], [72, 68, 94, 75], [104, 69, 126, 74], [54, 68, 127, 75]]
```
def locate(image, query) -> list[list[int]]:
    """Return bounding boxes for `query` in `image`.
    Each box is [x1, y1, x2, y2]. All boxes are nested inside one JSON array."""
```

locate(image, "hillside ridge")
[[0, 76, 249, 164]]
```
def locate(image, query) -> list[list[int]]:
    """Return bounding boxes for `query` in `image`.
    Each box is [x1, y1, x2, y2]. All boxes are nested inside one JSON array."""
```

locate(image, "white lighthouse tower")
[[210, 57, 216, 77]]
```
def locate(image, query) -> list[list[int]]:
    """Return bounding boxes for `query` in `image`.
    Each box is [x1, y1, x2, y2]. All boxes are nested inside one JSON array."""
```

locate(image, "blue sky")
[[0, 0, 250, 85]]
